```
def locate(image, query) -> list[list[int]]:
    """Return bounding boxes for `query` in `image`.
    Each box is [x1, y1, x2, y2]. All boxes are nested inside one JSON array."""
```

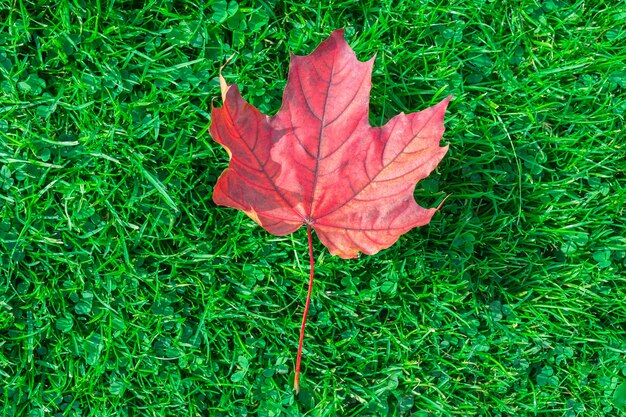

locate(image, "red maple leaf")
[[211, 29, 451, 392]]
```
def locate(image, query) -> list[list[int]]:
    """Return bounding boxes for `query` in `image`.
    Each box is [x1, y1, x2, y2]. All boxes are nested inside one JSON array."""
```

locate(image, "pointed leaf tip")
[[219, 74, 229, 101]]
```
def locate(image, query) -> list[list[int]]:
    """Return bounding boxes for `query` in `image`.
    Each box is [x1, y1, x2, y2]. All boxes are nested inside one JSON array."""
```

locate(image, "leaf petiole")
[[294, 225, 315, 394]]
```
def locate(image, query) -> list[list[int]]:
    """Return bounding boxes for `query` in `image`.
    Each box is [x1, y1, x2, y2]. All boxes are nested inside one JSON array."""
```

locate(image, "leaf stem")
[[295, 225, 315, 394]]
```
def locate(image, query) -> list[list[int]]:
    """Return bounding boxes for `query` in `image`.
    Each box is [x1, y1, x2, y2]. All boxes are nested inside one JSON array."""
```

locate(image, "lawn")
[[1, 0, 625, 416]]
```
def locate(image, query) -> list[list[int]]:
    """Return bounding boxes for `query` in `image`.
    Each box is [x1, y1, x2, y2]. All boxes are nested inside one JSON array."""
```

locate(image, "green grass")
[[1, 0, 625, 416]]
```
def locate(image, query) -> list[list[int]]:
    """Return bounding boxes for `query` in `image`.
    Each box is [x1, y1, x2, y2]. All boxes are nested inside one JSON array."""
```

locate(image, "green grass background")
[[1, 0, 625, 416]]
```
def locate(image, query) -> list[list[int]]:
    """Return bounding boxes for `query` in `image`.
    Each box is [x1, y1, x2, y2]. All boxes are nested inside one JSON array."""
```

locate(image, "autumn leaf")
[[210, 28, 451, 392]]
